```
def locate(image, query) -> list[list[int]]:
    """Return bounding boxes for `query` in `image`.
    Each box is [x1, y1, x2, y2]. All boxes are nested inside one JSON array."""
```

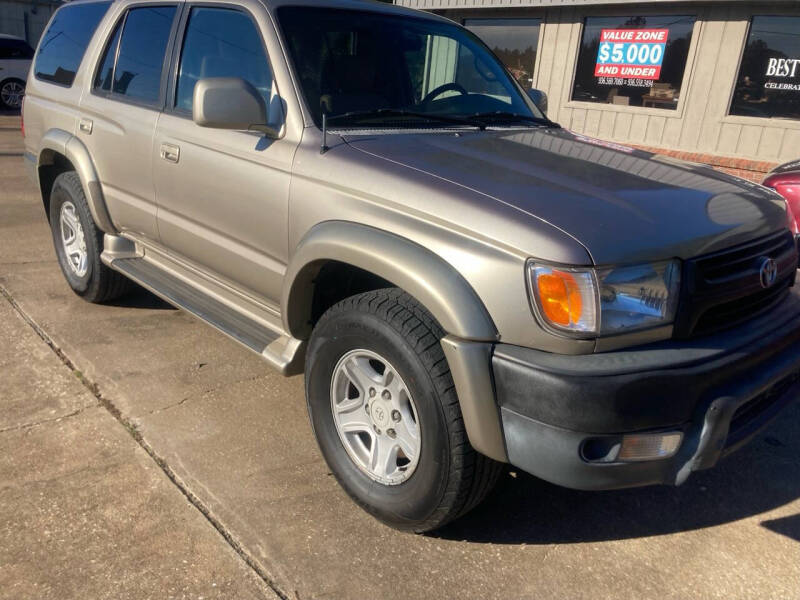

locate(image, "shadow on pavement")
[[434, 401, 800, 545], [104, 286, 177, 310], [762, 514, 800, 543]]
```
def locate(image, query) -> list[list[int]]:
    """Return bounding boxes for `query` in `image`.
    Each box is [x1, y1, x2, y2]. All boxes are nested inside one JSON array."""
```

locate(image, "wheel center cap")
[[370, 399, 391, 428]]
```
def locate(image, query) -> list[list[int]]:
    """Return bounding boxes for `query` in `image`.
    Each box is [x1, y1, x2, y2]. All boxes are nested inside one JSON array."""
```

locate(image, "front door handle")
[[159, 143, 180, 163]]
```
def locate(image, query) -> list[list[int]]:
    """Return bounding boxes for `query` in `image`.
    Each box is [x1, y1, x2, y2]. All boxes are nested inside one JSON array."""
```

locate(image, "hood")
[[343, 127, 788, 265]]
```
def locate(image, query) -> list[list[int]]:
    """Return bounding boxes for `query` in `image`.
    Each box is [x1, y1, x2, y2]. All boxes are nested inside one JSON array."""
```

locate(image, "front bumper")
[[493, 286, 800, 490]]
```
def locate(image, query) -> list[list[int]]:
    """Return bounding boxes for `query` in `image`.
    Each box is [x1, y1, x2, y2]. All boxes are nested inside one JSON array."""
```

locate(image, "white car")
[[0, 34, 34, 110]]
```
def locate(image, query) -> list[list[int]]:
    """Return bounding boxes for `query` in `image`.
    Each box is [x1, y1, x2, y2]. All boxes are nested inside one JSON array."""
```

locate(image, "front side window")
[[730, 16, 800, 120], [112, 5, 177, 102], [175, 7, 273, 112], [571, 15, 696, 110], [278, 7, 543, 128], [34, 1, 111, 86], [465, 19, 541, 91]]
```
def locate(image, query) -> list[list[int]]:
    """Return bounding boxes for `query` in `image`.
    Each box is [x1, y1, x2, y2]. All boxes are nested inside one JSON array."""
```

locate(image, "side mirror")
[[193, 77, 279, 138], [527, 88, 548, 115]]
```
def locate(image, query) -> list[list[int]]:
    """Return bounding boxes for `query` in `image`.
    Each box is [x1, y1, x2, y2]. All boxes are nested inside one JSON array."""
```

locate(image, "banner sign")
[[595, 29, 669, 80]]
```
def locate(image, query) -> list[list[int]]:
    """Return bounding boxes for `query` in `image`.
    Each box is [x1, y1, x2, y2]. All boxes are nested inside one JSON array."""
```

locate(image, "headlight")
[[527, 260, 681, 337]]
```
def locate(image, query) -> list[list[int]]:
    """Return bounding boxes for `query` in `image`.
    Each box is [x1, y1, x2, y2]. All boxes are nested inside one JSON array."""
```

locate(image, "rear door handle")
[[159, 143, 180, 163]]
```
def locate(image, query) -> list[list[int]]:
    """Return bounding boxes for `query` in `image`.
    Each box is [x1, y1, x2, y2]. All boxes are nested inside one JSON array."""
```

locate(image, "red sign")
[[595, 28, 669, 81]]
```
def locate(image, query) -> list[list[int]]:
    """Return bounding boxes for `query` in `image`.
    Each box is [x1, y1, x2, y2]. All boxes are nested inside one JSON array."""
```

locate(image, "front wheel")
[[305, 288, 502, 532]]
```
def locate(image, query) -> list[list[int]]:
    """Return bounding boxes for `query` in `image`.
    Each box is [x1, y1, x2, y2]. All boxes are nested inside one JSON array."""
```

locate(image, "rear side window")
[[175, 7, 272, 112], [94, 22, 122, 92], [35, 2, 111, 86], [112, 6, 177, 102], [0, 39, 35, 60]]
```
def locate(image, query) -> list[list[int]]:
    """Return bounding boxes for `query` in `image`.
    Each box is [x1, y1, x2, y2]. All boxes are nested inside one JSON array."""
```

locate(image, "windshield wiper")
[[470, 111, 560, 128], [324, 108, 483, 129]]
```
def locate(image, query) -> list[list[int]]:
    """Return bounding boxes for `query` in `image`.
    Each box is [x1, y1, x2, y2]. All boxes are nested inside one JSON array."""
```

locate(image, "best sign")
[[595, 28, 669, 80]]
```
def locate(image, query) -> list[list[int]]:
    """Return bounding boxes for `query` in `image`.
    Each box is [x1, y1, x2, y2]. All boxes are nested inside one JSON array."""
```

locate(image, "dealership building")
[[395, 0, 800, 180]]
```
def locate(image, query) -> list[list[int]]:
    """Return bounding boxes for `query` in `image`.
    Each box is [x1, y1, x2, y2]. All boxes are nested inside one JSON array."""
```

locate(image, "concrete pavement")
[[2, 114, 799, 599]]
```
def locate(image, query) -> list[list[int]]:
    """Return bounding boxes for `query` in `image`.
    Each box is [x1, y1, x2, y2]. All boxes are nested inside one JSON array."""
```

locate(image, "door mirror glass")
[[527, 88, 548, 114], [192, 77, 278, 138]]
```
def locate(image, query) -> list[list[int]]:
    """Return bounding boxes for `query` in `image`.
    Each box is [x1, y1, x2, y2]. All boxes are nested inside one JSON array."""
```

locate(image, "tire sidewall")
[[49, 175, 99, 296], [307, 306, 452, 529]]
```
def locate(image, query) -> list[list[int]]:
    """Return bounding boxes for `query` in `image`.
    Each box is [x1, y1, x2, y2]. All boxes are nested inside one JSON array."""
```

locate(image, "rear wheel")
[[305, 288, 502, 532], [49, 171, 132, 303]]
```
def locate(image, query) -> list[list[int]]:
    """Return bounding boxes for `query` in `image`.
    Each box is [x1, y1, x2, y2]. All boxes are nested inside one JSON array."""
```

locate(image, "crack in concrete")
[[0, 282, 291, 600], [0, 404, 97, 434], [144, 372, 271, 417], [145, 395, 192, 416]]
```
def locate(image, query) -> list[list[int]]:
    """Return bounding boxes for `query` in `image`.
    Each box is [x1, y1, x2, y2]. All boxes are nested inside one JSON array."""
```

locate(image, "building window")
[[464, 19, 541, 90], [730, 16, 800, 120], [571, 15, 695, 110]]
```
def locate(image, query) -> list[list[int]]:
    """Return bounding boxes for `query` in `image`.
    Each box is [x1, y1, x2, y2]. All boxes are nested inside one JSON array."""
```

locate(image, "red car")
[[763, 160, 800, 235]]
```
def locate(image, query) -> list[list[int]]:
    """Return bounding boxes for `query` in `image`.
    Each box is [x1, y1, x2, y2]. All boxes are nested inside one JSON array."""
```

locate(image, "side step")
[[110, 256, 304, 375]]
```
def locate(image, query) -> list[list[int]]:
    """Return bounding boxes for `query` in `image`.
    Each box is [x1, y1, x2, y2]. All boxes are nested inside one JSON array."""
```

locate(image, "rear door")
[[152, 3, 292, 305], [78, 3, 180, 243]]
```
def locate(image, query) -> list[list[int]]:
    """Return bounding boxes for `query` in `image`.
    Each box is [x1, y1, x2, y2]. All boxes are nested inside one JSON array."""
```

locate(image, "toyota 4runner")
[[22, 0, 800, 532]]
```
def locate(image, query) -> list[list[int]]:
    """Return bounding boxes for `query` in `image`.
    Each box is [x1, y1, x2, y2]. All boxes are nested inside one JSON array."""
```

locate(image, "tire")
[[49, 171, 132, 303], [305, 288, 502, 532], [0, 78, 25, 110]]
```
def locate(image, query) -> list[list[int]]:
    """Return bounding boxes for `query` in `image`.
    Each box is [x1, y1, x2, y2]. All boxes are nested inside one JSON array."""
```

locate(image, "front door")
[[153, 4, 292, 305]]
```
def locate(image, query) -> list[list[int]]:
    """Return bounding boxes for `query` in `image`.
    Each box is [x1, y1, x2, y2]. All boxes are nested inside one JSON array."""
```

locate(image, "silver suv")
[[23, 0, 800, 532]]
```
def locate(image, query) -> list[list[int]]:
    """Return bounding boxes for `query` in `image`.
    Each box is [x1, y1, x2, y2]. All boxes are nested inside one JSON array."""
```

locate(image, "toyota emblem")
[[759, 257, 778, 289]]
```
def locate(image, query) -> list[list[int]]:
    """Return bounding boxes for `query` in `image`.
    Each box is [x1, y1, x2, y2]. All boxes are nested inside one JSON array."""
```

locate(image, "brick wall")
[[629, 144, 780, 183]]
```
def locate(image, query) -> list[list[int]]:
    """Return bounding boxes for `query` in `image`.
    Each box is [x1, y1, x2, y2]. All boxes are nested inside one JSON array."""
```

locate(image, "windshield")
[[277, 7, 544, 128]]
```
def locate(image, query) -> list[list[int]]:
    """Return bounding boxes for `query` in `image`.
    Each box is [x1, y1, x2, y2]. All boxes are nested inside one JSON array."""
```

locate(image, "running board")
[[109, 255, 305, 375]]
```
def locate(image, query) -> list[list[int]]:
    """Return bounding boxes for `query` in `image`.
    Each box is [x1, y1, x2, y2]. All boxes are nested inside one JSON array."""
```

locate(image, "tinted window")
[[278, 7, 539, 127], [571, 15, 696, 110], [176, 7, 272, 111], [113, 6, 176, 102], [0, 38, 35, 60], [465, 19, 541, 91], [93, 22, 122, 92], [730, 16, 800, 120], [35, 2, 111, 86]]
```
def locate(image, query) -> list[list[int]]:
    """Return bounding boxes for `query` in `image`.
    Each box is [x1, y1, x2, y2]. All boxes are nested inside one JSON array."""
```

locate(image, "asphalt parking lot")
[[1, 114, 799, 599]]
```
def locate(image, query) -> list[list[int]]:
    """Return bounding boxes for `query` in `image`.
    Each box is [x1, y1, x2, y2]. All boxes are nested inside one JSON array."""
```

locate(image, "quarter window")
[[112, 5, 177, 102], [730, 16, 800, 120], [465, 19, 541, 91], [175, 7, 273, 112], [34, 1, 111, 86], [571, 15, 696, 110]]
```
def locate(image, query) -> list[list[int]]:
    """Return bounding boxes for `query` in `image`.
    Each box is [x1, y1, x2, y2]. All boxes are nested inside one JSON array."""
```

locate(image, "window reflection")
[[464, 19, 541, 90]]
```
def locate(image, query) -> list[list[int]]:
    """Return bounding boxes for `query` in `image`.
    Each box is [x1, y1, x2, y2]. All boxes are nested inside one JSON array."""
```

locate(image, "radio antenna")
[[320, 112, 328, 154]]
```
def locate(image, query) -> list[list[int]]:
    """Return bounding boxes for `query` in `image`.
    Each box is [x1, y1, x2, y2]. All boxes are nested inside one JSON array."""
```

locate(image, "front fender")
[[283, 221, 497, 342], [38, 128, 116, 234]]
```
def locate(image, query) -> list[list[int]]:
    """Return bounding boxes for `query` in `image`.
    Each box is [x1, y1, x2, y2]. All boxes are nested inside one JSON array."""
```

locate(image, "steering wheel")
[[421, 83, 468, 108]]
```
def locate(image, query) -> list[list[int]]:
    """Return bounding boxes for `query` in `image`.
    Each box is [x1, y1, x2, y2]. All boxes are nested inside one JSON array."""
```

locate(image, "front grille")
[[674, 230, 797, 338]]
